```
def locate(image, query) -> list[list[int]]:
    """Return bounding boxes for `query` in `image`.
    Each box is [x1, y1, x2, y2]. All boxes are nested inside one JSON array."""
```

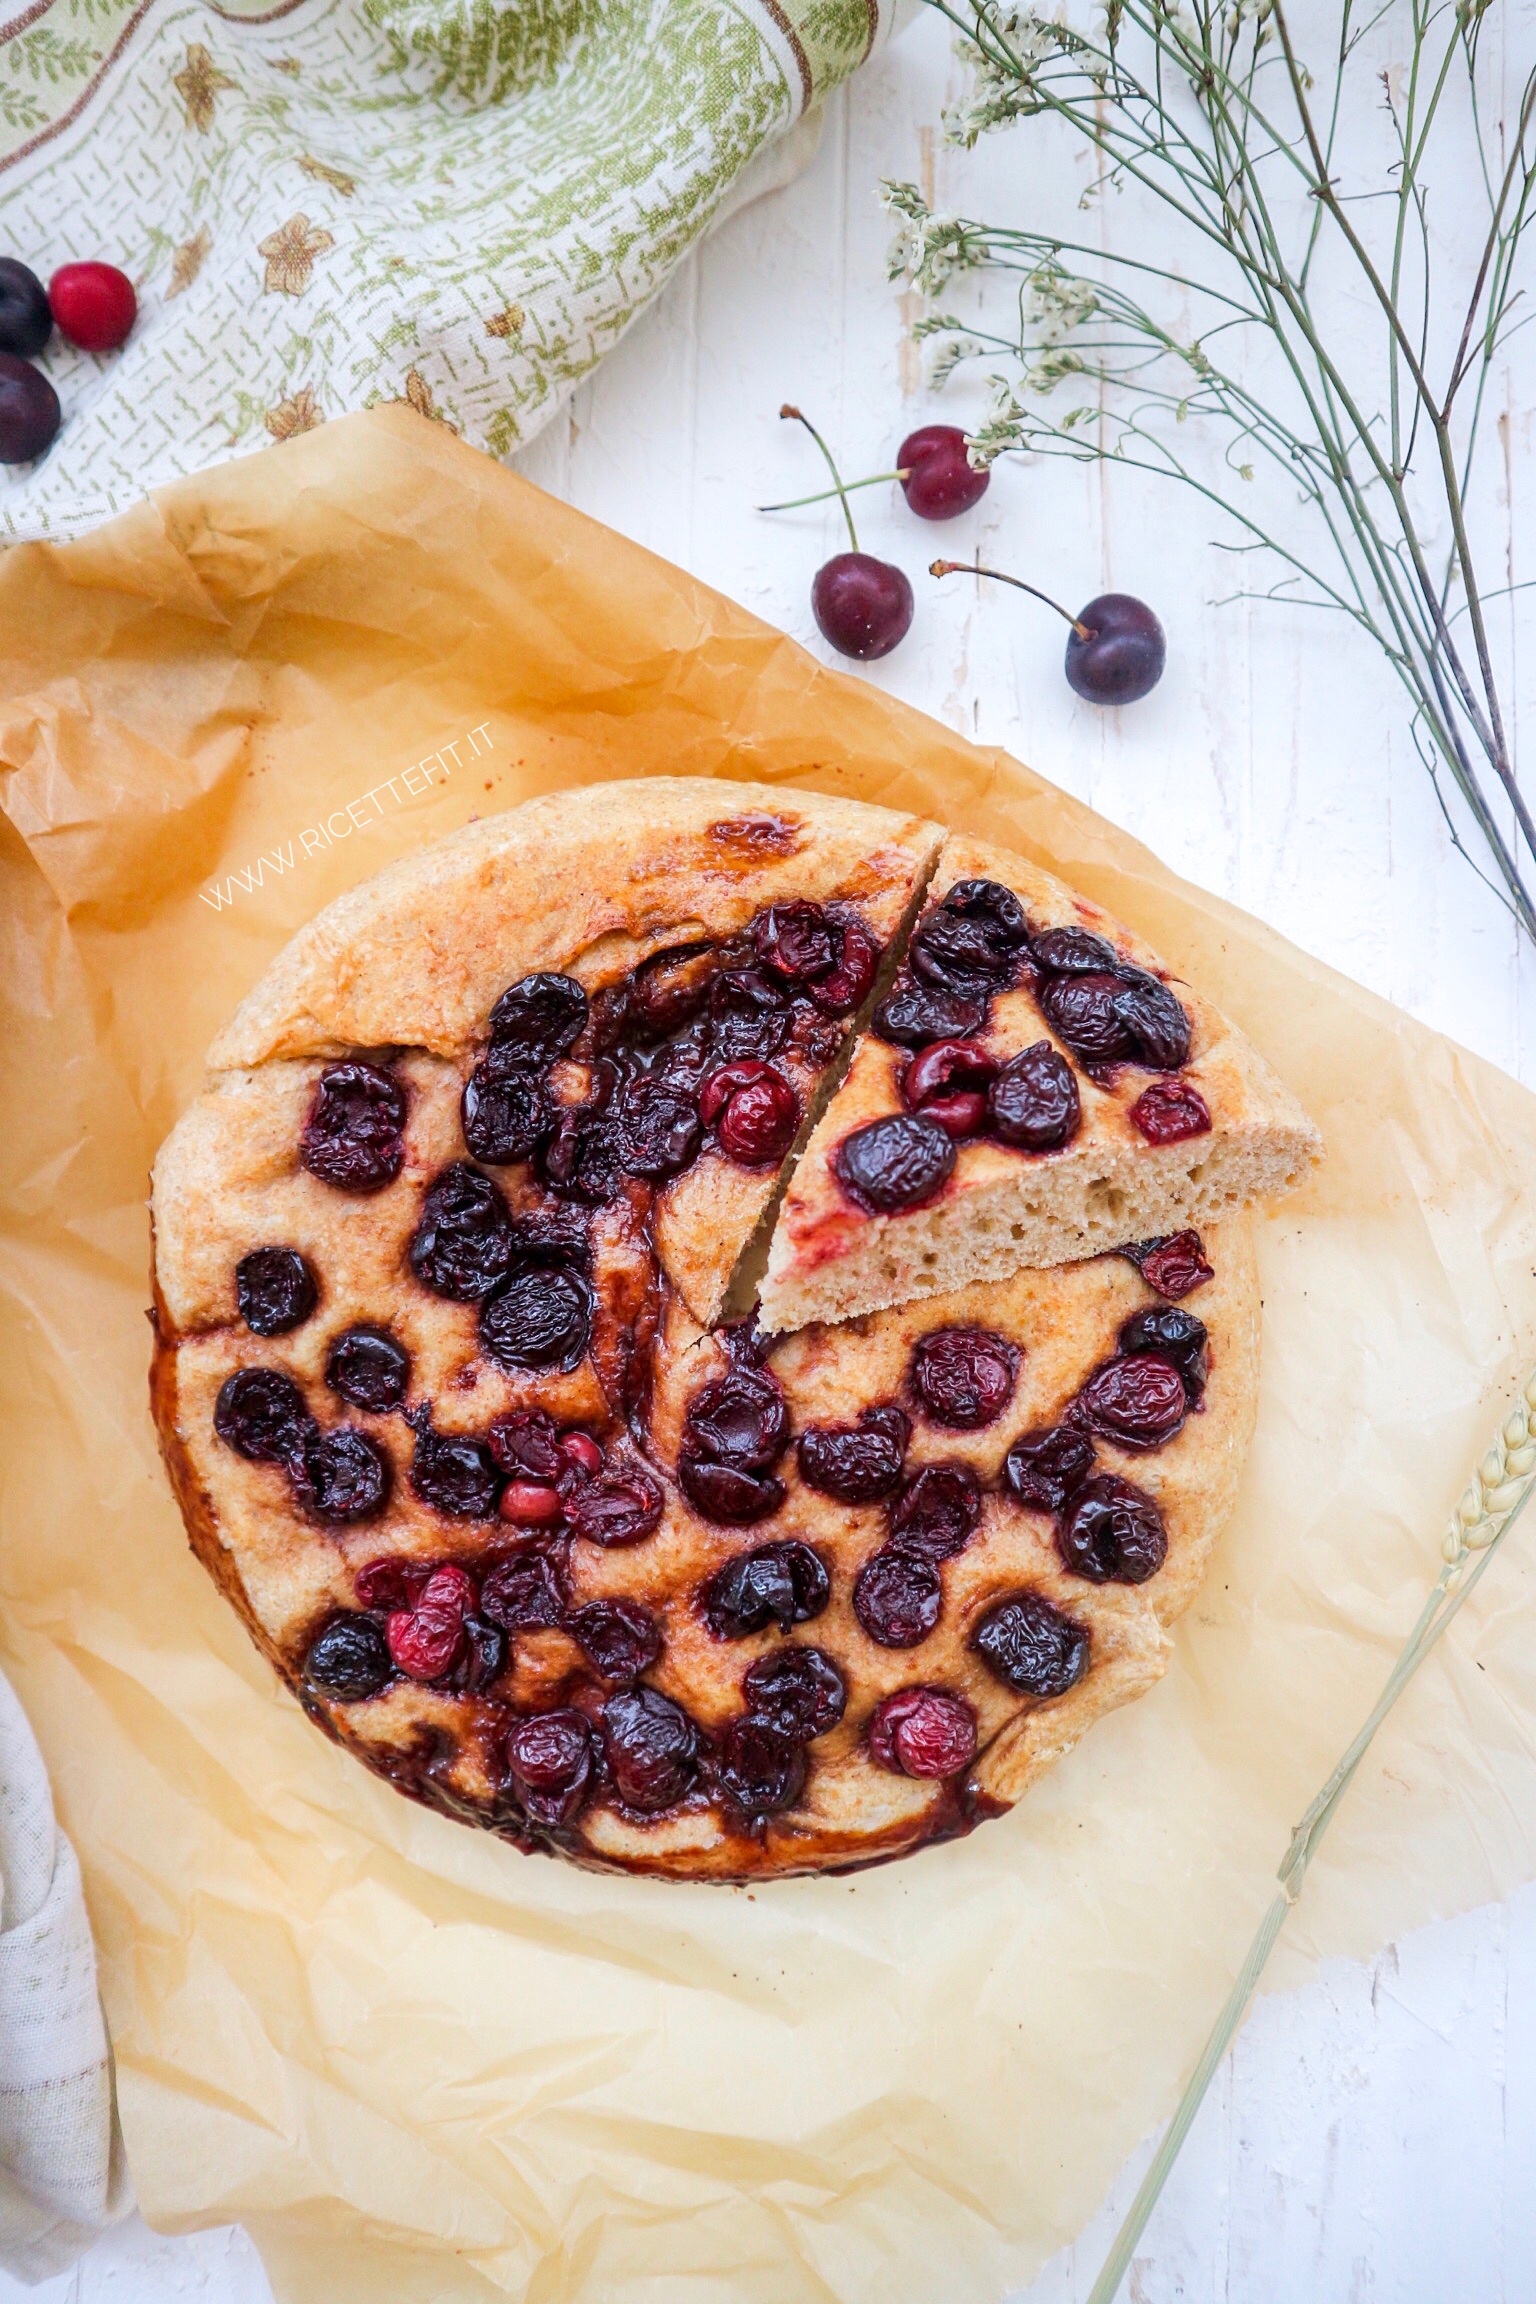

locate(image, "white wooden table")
[[9, 9, 1535, 2295]]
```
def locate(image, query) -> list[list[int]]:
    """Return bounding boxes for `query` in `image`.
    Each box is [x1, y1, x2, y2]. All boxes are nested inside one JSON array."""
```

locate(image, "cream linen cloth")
[[0, 1671, 129, 2282]]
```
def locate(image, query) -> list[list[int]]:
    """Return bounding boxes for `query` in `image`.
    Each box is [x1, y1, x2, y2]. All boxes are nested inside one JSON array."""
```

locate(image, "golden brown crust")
[[149, 784, 1278, 1883]]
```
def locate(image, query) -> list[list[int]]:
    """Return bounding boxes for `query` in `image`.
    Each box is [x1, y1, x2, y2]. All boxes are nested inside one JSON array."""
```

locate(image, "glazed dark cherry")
[[566, 1598, 662, 1685], [1065, 593, 1166, 706], [700, 1061, 800, 1165], [0, 353, 59, 463], [445, 1615, 507, 1694], [1131, 1079, 1211, 1144], [354, 1558, 433, 1614], [753, 900, 834, 982], [461, 1062, 552, 1166], [487, 1406, 564, 1482], [707, 964, 793, 1064], [679, 1358, 790, 1525], [901, 1039, 996, 1139], [1120, 1305, 1208, 1401], [1121, 1230, 1214, 1300], [300, 1062, 406, 1193], [896, 425, 989, 520], [910, 885, 1027, 991], [235, 1246, 317, 1336], [910, 1326, 1018, 1430], [1069, 1353, 1189, 1451], [1003, 1426, 1095, 1514], [487, 971, 587, 1061], [1037, 972, 1132, 1067], [479, 1545, 568, 1631], [303, 1613, 393, 1701], [0, 260, 50, 357], [507, 1708, 596, 1827], [1031, 927, 1119, 975], [325, 1324, 410, 1414], [742, 1645, 847, 1740], [796, 1405, 908, 1504], [811, 551, 914, 662], [716, 1718, 807, 1820], [299, 1427, 390, 1523], [872, 981, 986, 1050], [971, 1591, 1090, 1698], [1112, 969, 1193, 1070], [867, 1686, 977, 1778], [1058, 1473, 1168, 1585], [988, 1041, 1081, 1152], [888, 1463, 982, 1561], [614, 1076, 702, 1179], [408, 1415, 502, 1518], [703, 1540, 829, 1640], [853, 1547, 943, 1648], [214, 1367, 313, 1463], [809, 911, 880, 1015], [834, 1113, 955, 1215], [602, 1686, 700, 1812], [567, 1460, 666, 1547], [409, 1163, 516, 1301], [480, 1266, 595, 1373]]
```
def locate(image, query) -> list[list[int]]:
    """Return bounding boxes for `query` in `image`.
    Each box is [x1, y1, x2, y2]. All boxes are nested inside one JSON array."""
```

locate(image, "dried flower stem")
[[1083, 1358, 1536, 2304], [891, 0, 1536, 939]]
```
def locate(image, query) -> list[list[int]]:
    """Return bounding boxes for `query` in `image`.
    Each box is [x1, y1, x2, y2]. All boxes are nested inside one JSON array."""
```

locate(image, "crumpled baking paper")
[[2, 404, 1534, 2304]]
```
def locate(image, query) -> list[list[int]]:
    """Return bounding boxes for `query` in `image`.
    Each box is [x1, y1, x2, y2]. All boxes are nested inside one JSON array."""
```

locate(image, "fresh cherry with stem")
[[760, 422, 988, 523], [774, 406, 914, 661], [932, 560, 1166, 704]]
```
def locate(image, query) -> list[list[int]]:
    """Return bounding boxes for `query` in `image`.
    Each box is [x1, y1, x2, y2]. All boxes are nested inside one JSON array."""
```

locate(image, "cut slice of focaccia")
[[759, 833, 1321, 1333]]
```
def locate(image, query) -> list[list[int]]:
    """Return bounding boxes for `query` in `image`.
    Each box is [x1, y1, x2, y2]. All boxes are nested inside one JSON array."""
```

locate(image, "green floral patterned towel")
[[0, 0, 891, 539]]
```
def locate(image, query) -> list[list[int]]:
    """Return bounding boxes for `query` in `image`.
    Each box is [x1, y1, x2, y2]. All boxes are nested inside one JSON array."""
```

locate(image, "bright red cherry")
[[49, 263, 137, 354], [896, 426, 989, 520]]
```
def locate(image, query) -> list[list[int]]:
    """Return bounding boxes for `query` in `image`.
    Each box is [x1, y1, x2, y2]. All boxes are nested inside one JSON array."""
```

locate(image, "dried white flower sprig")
[[1084, 1358, 1536, 2304], [890, 0, 1536, 944]]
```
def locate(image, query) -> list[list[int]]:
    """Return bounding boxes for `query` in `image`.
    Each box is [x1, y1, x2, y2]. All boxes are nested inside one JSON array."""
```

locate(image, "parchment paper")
[[2, 405, 1535, 2304]]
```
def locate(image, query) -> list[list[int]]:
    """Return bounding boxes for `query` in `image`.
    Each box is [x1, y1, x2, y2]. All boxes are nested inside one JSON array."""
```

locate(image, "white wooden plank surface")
[[9, 7, 1535, 2295]]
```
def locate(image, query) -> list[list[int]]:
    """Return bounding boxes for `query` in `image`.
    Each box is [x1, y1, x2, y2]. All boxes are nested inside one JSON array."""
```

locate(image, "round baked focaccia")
[[151, 780, 1270, 1881]]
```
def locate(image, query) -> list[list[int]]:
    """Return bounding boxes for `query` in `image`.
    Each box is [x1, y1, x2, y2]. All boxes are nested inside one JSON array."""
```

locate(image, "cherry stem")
[[758, 472, 909, 514], [930, 560, 1095, 642], [779, 405, 860, 555]]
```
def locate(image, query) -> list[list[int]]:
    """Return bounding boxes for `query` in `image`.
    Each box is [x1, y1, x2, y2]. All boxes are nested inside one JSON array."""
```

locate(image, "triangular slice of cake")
[[759, 833, 1320, 1332]]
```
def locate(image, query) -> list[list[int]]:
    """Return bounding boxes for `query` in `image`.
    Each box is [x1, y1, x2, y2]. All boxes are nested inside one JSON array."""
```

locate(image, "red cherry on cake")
[[50, 263, 137, 353]]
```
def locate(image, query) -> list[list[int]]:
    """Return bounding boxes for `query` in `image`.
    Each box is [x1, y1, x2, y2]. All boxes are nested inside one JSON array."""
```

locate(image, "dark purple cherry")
[[812, 551, 914, 660], [1037, 972, 1132, 1066], [1119, 1231, 1214, 1300], [679, 1455, 785, 1524], [480, 1266, 594, 1372], [1119, 1305, 1208, 1400], [486, 1406, 564, 1481], [888, 1464, 982, 1561], [742, 1645, 847, 1739], [910, 1327, 1018, 1430], [707, 964, 792, 1064], [1002, 1427, 1095, 1514], [461, 1062, 552, 1166], [507, 1708, 596, 1827], [300, 1426, 390, 1523], [752, 901, 834, 983], [443, 1615, 507, 1693], [613, 1076, 701, 1179], [1130, 1080, 1211, 1144], [909, 892, 1023, 989], [300, 1062, 405, 1193], [479, 1545, 567, 1631], [487, 973, 587, 1061], [897, 425, 989, 519], [0, 354, 58, 463], [971, 1590, 1089, 1697], [683, 1366, 788, 1471], [214, 1367, 314, 1462], [602, 1687, 700, 1811], [236, 1246, 317, 1336], [1058, 1473, 1168, 1584], [408, 1414, 502, 1518], [325, 1324, 410, 1414], [0, 262, 50, 357], [872, 980, 987, 1049], [901, 1038, 996, 1140], [797, 1409, 907, 1503], [989, 1042, 1082, 1152], [566, 1459, 665, 1547], [303, 1613, 393, 1701], [834, 1114, 955, 1215], [1066, 594, 1166, 704], [702, 1540, 829, 1639], [566, 1598, 661, 1684], [853, 1547, 943, 1648], [1031, 926, 1119, 975], [1069, 1354, 1188, 1450], [715, 1718, 806, 1820], [1112, 968, 1192, 1069], [627, 945, 715, 1039], [409, 1163, 516, 1301]]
